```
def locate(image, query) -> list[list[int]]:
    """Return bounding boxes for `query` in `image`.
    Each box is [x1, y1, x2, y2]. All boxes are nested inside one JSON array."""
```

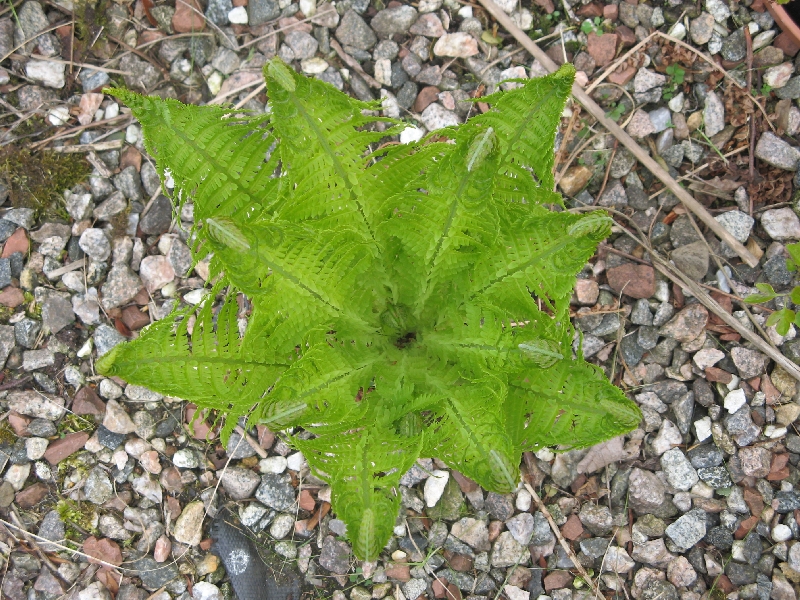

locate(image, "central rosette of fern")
[[380, 303, 419, 349]]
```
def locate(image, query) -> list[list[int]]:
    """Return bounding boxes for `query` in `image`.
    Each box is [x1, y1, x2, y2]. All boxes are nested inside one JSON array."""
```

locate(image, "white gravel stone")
[[424, 469, 449, 507], [420, 103, 460, 131], [773, 524, 793, 542], [724, 388, 747, 413], [25, 59, 66, 88], [228, 6, 248, 22], [400, 126, 425, 144], [301, 57, 329, 74], [764, 62, 794, 89], [602, 546, 636, 573], [259, 456, 288, 473], [433, 32, 479, 57], [694, 416, 712, 442], [693, 348, 724, 369], [79, 228, 111, 261], [47, 106, 70, 126], [5, 463, 31, 490], [286, 451, 306, 471], [25, 437, 48, 460], [270, 513, 295, 539], [504, 586, 530, 600], [192, 582, 223, 600]]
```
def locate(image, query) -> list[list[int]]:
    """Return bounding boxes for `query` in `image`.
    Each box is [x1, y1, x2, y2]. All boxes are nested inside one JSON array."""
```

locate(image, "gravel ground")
[[3, 0, 800, 599]]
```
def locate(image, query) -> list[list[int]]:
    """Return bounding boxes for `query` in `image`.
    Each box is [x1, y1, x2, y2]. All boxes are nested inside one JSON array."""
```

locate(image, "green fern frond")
[[101, 60, 641, 561]]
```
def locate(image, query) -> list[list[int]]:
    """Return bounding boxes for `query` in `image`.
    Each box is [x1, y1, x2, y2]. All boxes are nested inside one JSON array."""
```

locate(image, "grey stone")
[[37, 510, 64, 552], [716, 210, 754, 243], [335, 10, 376, 50], [284, 30, 318, 60], [724, 405, 761, 446], [255, 473, 295, 511], [704, 91, 725, 137], [371, 6, 418, 36], [633, 69, 665, 94], [776, 77, 800, 100], [756, 132, 800, 171], [731, 346, 769, 379], [671, 241, 709, 281], [660, 448, 699, 491], [248, 0, 280, 25], [84, 466, 114, 504], [690, 13, 715, 44], [94, 324, 126, 356], [42, 295, 74, 334], [721, 28, 747, 62], [705, 525, 734, 550], [687, 444, 723, 468], [505, 512, 534, 545], [628, 467, 666, 513], [665, 509, 707, 550], [764, 255, 792, 286], [206, 0, 233, 25], [15, 318, 41, 349], [101, 266, 142, 310], [129, 556, 179, 591], [79, 228, 111, 261], [319, 535, 351, 574], [120, 55, 161, 91], [14, 1, 48, 53], [220, 467, 261, 500]]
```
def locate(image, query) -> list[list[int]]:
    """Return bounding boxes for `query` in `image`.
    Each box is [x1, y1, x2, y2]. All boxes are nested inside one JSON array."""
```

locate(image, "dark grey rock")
[[688, 444, 723, 468], [721, 28, 746, 62], [130, 556, 179, 590], [620, 334, 645, 366], [727, 562, 757, 586], [774, 490, 800, 513], [776, 76, 800, 100], [764, 255, 793, 287], [724, 406, 761, 447], [139, 195, 173, 235], [485, 492, 514, 521], [698, 466, 732, 488], [670, 215, 702, 247], [27, 418, 56, 437], [42, 295, 74, 334], [0, 219, 17, 242], [15, 318, 41, 349], [37, 510, 65, 552], [120, 54, 161, 92], [705, 525, 734, 550], [97, 425, 126, 449], [641, 580, 679, 600]]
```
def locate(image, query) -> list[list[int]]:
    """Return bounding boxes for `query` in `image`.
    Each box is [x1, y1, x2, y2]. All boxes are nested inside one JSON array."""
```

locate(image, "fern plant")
[[98, 59, 641, 560]]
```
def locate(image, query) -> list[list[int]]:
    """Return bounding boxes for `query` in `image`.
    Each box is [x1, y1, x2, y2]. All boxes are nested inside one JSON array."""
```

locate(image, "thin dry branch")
[[476, 0, 760, 268], [330, 38, 382, 89], [523, 479, 601, 599]]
